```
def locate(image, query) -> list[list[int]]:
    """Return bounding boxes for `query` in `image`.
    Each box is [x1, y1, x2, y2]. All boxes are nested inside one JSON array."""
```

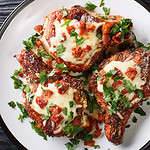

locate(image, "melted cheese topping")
[[41, 18, 104, 64], [31, 83, 82, 123], [97, 60, 145, 93]]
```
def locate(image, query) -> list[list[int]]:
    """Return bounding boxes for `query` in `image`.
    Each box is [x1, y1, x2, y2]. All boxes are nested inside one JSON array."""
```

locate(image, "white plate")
[[0, 0, 150, 150]]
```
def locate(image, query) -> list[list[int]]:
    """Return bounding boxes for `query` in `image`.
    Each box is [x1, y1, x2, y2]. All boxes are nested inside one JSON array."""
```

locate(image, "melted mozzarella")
[[31, 83, 82, 123], [41, 18, 104, 64], [97, 60, 145, 93]]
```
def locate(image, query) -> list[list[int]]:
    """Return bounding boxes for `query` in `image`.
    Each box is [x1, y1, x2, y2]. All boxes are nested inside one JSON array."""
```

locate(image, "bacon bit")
[[84, 45, 92, 52], [97, 112, 104, 123], [79, 21, 87, 35], [84, 140, 95, 147], [114, 67, 123, 77], [98, 69, 106, 77], [100, 76, 107, 84], [60, 32, 67, 42], [49, 105, 63, 123], [32, 84, 39, 93], [86, 24, 96, 32], [46, 59, 52, 68], [34, 25, 43, 34], [35, 40, 43, 48], [125, 67, 137, 80], [66, 25, 75, 34], [42, 90, 53, 99], [18, 73, 23, 78], [36, 96, 48, 109], [112, 80, 123, 90], [59, 81, 69, 95], [72, 47, 85, 58], [50, 114, 64, 123], [134, 54, 143, 64], [93, 128, 102, 138], [121, 89, 128, 95], [112, 32, 122, 44], [72, 116, 81, 126]]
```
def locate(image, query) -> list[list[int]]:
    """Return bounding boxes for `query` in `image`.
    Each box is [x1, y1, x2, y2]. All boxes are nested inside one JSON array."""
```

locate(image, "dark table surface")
[[0, 0, 150, 150]]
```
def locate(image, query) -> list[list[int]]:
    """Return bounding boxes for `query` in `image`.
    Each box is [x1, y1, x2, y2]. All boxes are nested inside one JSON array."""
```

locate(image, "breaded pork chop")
[[89, 48, 150, 145], [40, 5, 135, 72]]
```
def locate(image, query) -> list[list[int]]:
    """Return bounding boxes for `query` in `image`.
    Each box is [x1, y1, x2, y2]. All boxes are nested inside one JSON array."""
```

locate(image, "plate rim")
[[0, 0, 149, 149]]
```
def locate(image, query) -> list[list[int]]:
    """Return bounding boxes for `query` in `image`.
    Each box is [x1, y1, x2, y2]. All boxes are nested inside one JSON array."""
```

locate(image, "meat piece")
[[25, 73, 88, 137], [41, 5, 135, 72], [17, 49, 52, 82], [89, 48, 150, 145]]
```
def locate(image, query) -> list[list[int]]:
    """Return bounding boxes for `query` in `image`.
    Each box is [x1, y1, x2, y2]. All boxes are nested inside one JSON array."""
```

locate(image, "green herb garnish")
[[123, 80, 136, 93], [110, 24, 120, 35], [8, 101, 16, 108], [94, 145, 101, 149], [30, 121, 47, 140], [39, 70, 48, 84], [26, 92, 34, 103], [126, 124, 131, 128], [16, 102, 28, 122], [69, 101, 75, 108], [99, 0, 104, 7], [132, 116, 137, 123], [11, 76, 23, 89], [61, 19, 71, 27], [85, 2, 97, 11], [137, 89, 143, 100], [62, 107, 68, 116], [62, 7, 68, 18], [37, 50, 52, 59], [62, 124, 84, 136], [68, 111, 74, 122], [56, 44, 66, 57], [56, 63, 68, 71], [138, 42, 150, 50], [23, 33, 40, 50], [134, 107, 146, 116]]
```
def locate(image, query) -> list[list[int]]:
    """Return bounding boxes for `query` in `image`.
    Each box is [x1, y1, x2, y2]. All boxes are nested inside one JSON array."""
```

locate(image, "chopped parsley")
[[93, 145, 101, 149], [56, 63, 68, 71], [134, 107, 146, 116], [26, 92, 34, 103], [61, 19, 71, 27], [110, 24, 120, 35], [96, 32, 102, 40], [132, 116, 137, 123], [49, 103, 55, 107], [62, 124, 84, 136], [137, 89, 143, 100], [56, 44, 66, 57], [84, 2, 97, 11], [70, 30, 85, 46], [68, 111, 74, 122], [30, 121, 47, 140], [76, 37, 85, 46], [8, 101, 16, 108], [126, 124, 131, 128], [103, 7, 110, 15], [11, 76, 23, 89], [69, 138, 80, 145], [69, 101, 75, 108], [120, 18, 132, 41], [113, 76, 124, 81], [147, 101, 150, 105], [39, 70, 48, 84], [62, 107, 68, 116], [62, 7, 68, 18], [23, 33, 40, 50], [13, 68, 23, 76], [37, 50, 52, 59], [99, 0, 104, 7], [137, 42, 150, 50], [105, 69, 117, 77], [65, 142, 74, 150], [123, 80, 136, 93], [78, 130, 93, 142], [16, 102, 28, 122]]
